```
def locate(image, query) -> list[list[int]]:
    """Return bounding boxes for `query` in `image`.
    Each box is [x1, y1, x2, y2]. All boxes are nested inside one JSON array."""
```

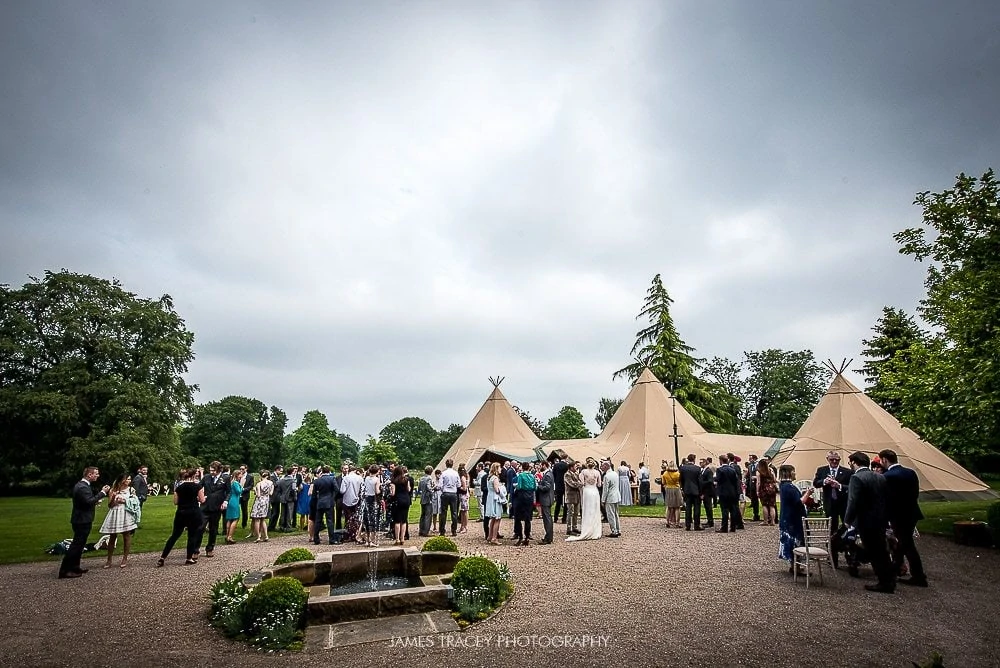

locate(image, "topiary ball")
[[450, 555, 503, 606], [243, 577, 308, 630], [274, 547, 315, 565], [421, 536, 459, 553]]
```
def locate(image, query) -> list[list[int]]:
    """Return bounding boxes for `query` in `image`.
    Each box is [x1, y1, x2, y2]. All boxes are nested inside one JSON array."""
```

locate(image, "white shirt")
[[340, 471, 363, 507], [639, 466, 649, 481], [440, 468, 461, 493]]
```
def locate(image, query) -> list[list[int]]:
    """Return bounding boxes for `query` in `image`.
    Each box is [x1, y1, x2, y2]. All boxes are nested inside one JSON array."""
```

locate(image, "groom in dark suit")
[[879, 449, 927, 587], [813, 450, 852, 534], [714, 455, 741, 533], [845, 451, 894, 593], [200, 461, 231, 557], [679, 454, 703, 531], [59, 466, 110, 579]]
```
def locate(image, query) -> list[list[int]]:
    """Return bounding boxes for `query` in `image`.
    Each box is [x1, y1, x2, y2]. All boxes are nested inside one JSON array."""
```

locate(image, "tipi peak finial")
[[489, 376, 505, 389], [824, 358, 853, 376]]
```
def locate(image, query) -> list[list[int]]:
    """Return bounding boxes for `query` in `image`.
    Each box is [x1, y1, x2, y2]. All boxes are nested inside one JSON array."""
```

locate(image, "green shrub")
[[451, 555, 504, 606], [274, 547, 315, 565], [987, 501, 1000, 531], [422, 536, 459, 553], [243, 577, 308, 637]]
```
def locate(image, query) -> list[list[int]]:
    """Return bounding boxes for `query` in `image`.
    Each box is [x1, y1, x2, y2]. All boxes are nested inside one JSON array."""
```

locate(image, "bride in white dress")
[[566, 461, 602, 541]]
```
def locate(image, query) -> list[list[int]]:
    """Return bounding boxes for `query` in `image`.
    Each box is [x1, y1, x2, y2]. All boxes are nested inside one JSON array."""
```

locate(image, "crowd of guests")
[[778, 449, 927, 594], [59, 448, 928, 595]]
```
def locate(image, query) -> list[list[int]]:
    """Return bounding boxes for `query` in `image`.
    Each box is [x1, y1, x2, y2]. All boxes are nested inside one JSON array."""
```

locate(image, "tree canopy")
[[545, 405, 591, 440], [0, 271, 197, 492], [359, 435, 399, 467], [595, 397, 624, 431], [860, 307, 926, 416], [379, 416, 437, 467], [181, 396, 287, 472], [285, 409, 340, 467]]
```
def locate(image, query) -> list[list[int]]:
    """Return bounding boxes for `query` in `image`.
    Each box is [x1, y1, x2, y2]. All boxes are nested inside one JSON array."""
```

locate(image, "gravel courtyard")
[[1, 518, 996, 667]]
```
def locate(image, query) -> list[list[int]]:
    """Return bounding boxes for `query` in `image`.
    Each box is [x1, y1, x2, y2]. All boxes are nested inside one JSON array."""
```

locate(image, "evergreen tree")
[[860, 307, 926, 416]]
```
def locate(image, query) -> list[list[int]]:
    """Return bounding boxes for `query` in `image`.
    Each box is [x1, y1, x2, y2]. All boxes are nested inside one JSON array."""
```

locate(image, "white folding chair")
[[793, 516, 832, 588]]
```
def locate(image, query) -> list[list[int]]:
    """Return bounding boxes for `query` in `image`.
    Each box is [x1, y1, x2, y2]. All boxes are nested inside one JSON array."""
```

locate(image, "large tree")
[[0, 271, 196, 493], [359, 435, 398, 467], [512, 406, 546, 439], [285, 409, 340, 468], [335, 431, 360, 464], [885, 168, 1000, 459], [379, 416, 437, 467], [614, 274, 737, 432], [427, 423, 465, 467], [181, 396, 287, 471], [545, 406, 591, 440], [860, 307, 927, 416]]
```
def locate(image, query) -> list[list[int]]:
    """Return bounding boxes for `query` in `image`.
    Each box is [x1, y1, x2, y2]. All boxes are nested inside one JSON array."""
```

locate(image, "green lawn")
[[2, 486, 995, 564]]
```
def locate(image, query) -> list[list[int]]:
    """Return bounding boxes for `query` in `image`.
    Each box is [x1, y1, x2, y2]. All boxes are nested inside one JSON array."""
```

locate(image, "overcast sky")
[[2, 1, 998, 440]]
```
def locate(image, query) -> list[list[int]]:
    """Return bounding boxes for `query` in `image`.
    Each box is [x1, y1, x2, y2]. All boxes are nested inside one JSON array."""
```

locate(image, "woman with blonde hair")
[[661, 461, 683, 528], [99, 474, 139, 568]]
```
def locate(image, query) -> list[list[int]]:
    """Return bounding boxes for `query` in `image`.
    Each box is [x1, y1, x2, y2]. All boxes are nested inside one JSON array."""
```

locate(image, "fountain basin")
[[254, 547, 460, 625]]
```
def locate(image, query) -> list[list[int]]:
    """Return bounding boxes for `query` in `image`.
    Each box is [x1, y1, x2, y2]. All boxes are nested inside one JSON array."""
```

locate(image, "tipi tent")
[[435, 379, 541, 471], [771, 368, 998, 501]]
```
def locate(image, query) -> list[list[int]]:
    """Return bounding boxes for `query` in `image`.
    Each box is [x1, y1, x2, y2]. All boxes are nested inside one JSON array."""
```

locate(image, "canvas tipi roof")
[[435, 384, 541, 471], [771, 371, 998, 501], [590, 367, 718, 466]]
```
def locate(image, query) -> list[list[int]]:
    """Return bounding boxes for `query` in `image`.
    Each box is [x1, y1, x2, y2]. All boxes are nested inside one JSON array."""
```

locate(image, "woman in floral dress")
[[250, 470, 273, 543], [100, 474, 139, 568]]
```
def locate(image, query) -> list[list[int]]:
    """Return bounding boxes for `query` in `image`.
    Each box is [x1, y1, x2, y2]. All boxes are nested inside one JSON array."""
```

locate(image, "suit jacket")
[[844, 467, 887, 533], [552, 460, 569, 492], [202, 473, 231, 512], [240, 473, 254, 500], [418, 474, 434, 504], [882, 465, 923, 528], [536, 469, 555, 506], [679, 463, 702, 496], [275, 475, 295, 504], [700, 467, 716, 498], [70, 480, 107, 525], [715, 465, 741, 501], [133, 473, 149, 500], [601, 469, 621, 504], [813, 465, 852, 509], [312, 474, 336, 511], [332, 474, 345, 504]]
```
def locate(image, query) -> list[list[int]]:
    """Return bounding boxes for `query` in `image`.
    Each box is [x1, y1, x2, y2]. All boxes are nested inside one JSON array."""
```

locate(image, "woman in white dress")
[[566, 461, 602, 541], [100, 474, 139, 568]]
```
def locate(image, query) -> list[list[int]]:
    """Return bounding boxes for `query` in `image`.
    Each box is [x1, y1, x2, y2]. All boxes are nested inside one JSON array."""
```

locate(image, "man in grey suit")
[[59, 466, 110, 578], [845, 451, 895, 594], [536, 460, 555, 544], [133, 466, 149, 509], [601, 460, 621, 537], [417, 466, 435, 537]]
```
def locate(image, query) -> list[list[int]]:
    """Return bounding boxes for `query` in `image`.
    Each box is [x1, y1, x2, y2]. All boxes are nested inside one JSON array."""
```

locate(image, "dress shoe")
[[77, 568, 89, 574], [204, 551, 215, 558], [607, 533, 620, 538], [539, 539, 552, 545], [898, 577, 928, 587], [864, 584, 895, 594], [694, 526, 704, 531], [715, 529, 729, 533], [58, 572, 82, 579]]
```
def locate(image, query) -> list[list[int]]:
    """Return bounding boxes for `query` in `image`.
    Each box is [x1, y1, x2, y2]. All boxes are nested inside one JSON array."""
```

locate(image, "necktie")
[[830, 469, 838, 500]]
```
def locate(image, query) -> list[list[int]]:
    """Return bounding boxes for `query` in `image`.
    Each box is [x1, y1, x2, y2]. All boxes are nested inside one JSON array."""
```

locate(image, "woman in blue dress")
[[484, 462, 506, 545], [297, 473, 312, 530], [224, 472, 243, 544], [778, 464, 812, 572]]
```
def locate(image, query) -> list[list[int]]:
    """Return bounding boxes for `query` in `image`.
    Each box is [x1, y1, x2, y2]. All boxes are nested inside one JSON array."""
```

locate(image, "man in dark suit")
[[238, 465, 254, 529], [726, 453, 745, 529], [268, 465, 283, 531], [844, 451, 894, 593], [311, 465, 336, 544], [276, 470, 295, 531], [333, 463, 347, 530], [879, 449, 927, 587], [715, 454, 741, 533], [537, 460, 555, 544], [133, 465, 149, 509], [699, 458, 715, 528], [813, 450, 852, 534], [679, 454, 703, 531], [552, 455, 569, 523], [59, 466, 111, 578], [744, 454, 760, 521], [201, 461, 231, 557]]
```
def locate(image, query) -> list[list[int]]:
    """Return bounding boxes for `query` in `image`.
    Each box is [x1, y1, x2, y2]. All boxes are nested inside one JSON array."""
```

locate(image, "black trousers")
[[719, 497, 739, 531], [419, 503, 432, 536], [268, 499, 281, 530], [203, 509, 222, 552], [59, 521, 92, 575], [826, 496, 848, 534], [281, 501, 296, 529], [314, 506, 335, 543], [639, 481, 650, 505], [684, 493, 702, 528], [892, 522, 925, 580], [553, 489, 565, 522], [439, 492, 458, 535], [861, 528, 896, 589], [161, 509, 203, 560], [748, 490, 760, 520], [240, 495, 251, 528], [701, 495, 715, 526]]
